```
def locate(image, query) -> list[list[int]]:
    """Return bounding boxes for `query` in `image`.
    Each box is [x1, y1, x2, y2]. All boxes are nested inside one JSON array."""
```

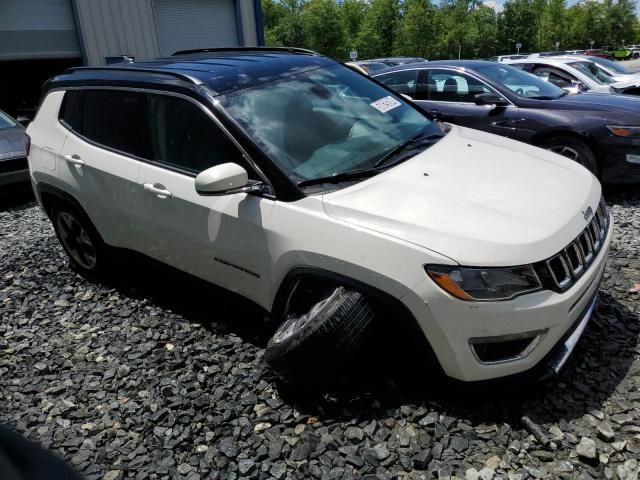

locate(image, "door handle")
[[143, 183, 173, 198], [64, 154, 85, 166]]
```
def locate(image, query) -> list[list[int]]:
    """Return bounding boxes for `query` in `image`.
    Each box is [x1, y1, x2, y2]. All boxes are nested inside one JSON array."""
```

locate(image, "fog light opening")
[[470, 330, 547, 364], [625, 154, 640, 165]]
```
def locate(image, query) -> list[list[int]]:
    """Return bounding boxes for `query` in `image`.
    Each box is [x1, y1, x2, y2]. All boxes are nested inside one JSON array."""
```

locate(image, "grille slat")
[[537, 197, 609, 291]]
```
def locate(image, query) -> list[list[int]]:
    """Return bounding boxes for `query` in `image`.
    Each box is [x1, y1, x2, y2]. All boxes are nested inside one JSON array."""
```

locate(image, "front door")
[[137, 93, 275, 308], [413, 69, 521, 137]]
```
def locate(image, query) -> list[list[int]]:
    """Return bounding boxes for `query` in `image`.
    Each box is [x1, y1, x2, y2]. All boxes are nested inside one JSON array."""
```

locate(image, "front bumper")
[[401, 213, 612, 382], [601, 138, 640, 182]]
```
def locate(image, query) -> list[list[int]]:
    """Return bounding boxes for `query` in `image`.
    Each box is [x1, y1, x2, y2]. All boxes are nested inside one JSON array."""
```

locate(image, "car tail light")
[[25, 134, 31, 157]]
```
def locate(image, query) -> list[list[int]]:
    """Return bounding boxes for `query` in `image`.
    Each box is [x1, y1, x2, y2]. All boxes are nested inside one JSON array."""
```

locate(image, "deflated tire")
[[265, 286, 374, 381]]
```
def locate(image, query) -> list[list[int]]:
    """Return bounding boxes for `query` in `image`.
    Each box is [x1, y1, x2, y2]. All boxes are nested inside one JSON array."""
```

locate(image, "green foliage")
[[356, 0, 400, 58], [260, 0, 639, 60]]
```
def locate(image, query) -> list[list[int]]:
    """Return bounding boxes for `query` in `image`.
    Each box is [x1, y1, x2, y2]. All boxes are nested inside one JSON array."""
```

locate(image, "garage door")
[[0, 0, 80, 60], [152, 0, 240, 56]]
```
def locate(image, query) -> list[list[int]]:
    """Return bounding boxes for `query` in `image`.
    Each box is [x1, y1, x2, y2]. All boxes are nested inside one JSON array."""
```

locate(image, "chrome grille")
[[537, 197, 609, 291]]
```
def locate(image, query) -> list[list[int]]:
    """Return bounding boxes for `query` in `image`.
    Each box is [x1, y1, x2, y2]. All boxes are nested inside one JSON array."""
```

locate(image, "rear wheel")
[[50, 203, 107, 277], [539, 136, 598, 176]]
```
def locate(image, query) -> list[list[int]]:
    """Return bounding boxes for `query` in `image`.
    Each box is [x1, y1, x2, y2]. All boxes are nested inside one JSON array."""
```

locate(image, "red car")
[[585, 49, 614, 60]]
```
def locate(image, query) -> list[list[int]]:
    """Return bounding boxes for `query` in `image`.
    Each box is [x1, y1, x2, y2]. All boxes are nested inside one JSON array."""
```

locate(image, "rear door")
[[137, 92, 275, 307], [58, 89, 152, 255]]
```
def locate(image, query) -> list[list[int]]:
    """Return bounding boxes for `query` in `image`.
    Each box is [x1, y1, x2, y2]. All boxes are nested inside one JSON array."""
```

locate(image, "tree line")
[[261, 0, 640, 61]]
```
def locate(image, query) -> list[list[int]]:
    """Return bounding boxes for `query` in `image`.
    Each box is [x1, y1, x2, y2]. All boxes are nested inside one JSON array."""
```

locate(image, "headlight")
[[425, 265, 542, 301], [606, 125, 640, 138]]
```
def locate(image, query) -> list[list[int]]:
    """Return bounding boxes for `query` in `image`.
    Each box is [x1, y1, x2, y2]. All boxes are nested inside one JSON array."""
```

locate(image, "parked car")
[[584, 49, 614, 60], [574, 55, 640, 82], [373, 60, 640, 181], [603, 46, 633, 60], [0, 109, 28, 188], [345, 60, 390, 75], [505, 57, 640, 95], [489, 55, 528, 62], [565, 50, 586, 55], [370, 57, 428, 67], [528, 51, 569, 58], [28, 48, 611, 383], [624, 45, 640, 58]]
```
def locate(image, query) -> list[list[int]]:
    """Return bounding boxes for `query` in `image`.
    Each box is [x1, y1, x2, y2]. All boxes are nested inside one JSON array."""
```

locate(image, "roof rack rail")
[[172, 46, 321, 56], [65, 66, 200, 84]]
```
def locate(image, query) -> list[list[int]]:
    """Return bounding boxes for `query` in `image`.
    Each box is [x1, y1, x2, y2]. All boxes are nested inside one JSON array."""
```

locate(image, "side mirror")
[[474, 93, 509, 106], [572, 80, 587, 92], [564, 81, 586, 94], [195, 163, 255, 196]]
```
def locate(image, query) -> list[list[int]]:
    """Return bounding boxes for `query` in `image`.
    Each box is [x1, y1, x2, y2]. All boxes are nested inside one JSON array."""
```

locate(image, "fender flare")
[[36, 183, 86, 219]]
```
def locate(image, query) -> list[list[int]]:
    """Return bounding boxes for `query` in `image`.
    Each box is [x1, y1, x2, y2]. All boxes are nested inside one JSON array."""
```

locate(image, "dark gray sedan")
[[373, 60, 640, 182], [0, 110, 28, 188]]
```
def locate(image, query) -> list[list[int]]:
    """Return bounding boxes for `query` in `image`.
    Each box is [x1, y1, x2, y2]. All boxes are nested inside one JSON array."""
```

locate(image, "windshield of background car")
[[218, 64, 441, 183], [0, 111, 17, 130], [569, 61, 616, 84], [363, 62, 390, 73], [476, 63, 566, 99], [588, 57, 629, 74]]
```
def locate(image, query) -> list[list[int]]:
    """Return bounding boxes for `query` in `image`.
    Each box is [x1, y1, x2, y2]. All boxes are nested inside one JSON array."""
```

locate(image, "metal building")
[[0, 0, 264, 117]]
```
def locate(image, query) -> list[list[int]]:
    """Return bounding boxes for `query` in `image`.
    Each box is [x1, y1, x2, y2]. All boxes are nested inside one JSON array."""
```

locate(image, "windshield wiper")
[[297, 130, 444, 189], [297, 168, 380, 188], [374, 132, 443, 168]]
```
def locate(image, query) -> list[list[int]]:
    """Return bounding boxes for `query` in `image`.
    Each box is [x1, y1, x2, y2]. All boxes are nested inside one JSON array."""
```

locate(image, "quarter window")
[[427, 70, 491, 102], [59, 90, 83, 132]]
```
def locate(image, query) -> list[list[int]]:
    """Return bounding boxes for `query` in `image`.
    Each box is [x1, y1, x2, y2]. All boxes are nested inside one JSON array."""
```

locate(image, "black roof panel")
[[49, 49, 336, 95]]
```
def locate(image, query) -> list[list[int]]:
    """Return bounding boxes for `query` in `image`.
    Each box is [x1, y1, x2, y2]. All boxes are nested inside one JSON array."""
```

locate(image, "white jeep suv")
[[26, 48, 612, 382]]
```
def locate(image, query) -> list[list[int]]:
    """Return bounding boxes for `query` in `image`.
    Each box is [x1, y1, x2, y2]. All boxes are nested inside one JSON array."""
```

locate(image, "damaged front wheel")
[[265, 286, 374, 381]]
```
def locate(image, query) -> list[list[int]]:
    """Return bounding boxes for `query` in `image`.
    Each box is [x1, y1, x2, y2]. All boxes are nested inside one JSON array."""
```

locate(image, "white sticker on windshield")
[[370, 95, 401, 113]]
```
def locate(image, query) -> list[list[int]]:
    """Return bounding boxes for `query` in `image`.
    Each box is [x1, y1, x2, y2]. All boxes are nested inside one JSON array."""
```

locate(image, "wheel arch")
[[37, 183, 85, 219], [271, 266, 442, 370], [531, 129, 601, 161]]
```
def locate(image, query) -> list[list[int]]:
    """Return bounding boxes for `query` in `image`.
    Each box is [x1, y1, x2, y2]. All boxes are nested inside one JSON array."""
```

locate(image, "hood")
[[0, 126, 26, 159], [611, 77, 640, 91], [322, 126, 601, 266], [550, 91, 640, 117]]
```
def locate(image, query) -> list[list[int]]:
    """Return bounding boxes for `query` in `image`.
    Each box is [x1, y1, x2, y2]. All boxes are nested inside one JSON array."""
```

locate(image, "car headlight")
[[425, 265, 542, 301], [606, 125, 640, 138]]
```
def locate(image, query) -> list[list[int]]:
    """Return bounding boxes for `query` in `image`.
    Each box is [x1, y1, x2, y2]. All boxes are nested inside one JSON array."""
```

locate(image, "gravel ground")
[[0, 187, 639, 480]]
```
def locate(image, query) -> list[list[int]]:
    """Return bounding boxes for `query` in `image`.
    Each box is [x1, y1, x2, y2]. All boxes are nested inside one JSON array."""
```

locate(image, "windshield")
[[218, 64, 441, 186], [362, 62, 389, 73], [586, 56, 629, 75], [476, 63, 566, 99], [0, 111, 17, 130], [569, 61, 616, 85]]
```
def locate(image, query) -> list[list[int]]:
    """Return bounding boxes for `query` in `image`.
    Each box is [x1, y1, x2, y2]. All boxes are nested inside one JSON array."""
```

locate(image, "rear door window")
[[376, 70, 418, 97], [61, 89, 149, 159], [80, 90, 149, 157]]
